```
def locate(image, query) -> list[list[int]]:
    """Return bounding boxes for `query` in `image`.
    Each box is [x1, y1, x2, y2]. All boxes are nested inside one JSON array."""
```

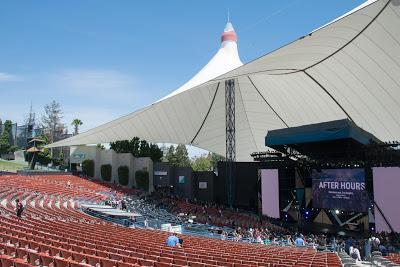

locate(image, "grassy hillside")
[[0, 159, 28, 173]]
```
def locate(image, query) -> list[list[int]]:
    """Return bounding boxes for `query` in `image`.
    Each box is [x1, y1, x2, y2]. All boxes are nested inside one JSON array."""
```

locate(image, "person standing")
[[350, 245, 362, 261], [15, 199, 24, 218]]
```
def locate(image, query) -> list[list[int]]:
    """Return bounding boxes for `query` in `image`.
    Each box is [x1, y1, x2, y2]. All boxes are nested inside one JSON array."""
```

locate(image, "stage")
[[81, 204, 142, 226]]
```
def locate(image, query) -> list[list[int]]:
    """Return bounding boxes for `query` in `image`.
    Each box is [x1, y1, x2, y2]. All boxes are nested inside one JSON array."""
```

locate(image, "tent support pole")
[[225, 79, 236, 207]]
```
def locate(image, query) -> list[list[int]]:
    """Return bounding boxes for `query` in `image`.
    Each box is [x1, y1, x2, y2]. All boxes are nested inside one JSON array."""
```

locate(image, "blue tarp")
[[266, 119, 379, 147]]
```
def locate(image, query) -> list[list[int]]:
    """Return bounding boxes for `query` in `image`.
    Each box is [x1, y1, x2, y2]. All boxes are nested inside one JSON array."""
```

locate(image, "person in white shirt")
[[220, 230, 227, 241], [370, 236, 380, 252], [349, 246, 362, 261]]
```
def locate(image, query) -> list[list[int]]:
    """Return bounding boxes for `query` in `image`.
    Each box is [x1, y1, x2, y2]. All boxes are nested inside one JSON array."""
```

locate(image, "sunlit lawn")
[[0, 159, 28, 173]]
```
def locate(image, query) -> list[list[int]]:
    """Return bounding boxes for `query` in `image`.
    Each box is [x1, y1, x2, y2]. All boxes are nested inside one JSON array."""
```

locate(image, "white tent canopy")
[[48, 0, 400, 161]]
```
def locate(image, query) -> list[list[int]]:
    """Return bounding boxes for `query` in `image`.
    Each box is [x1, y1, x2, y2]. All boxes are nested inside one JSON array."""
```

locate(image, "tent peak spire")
[[221, 21, 237, 44]]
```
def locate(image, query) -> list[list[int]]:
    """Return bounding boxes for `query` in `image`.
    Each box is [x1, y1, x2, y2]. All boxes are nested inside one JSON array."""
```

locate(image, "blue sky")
[[1, 0, 364, 155]]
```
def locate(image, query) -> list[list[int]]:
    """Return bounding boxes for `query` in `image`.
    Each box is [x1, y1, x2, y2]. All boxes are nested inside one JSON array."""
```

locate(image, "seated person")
[[379, 244, 388, 256], [166, 233, 181, 247], [295, 235, 305, 247]]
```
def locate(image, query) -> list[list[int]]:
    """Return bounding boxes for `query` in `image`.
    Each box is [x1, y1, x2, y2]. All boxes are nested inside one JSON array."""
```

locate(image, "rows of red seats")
[[0, 175, 342, 267], [169, 200, 260, 229], [386, 253, 400, 264]]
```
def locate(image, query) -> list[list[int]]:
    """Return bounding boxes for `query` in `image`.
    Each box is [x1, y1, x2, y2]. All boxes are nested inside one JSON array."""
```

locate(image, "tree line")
[[3, 100, 225, 171], [110, 138, 224, 171], [0, 120, 18, 155], [164, 144, 224, 171], [110, 137, 163, 162]]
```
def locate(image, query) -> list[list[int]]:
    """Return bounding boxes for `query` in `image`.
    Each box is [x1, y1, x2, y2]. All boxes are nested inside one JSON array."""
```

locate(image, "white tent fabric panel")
[[235, 76, 286, 148], [216, 0, 387, 80], [48, 0, 400, 161], [50, 84, 218, 147], [248, 73, 346, 128], [233, 78, 260, 161], [190, 82, 227, 157], [160, 23, 243, 101]]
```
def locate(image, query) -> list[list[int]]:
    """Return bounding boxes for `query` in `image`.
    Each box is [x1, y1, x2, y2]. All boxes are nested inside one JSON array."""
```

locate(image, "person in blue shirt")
[[166, 233, 181, 247], [295, 235, 305, 247]]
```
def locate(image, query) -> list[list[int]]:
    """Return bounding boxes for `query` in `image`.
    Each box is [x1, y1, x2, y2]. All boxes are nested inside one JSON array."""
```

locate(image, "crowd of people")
[[144, 190, 400, 262], [104, 198, 128, 210]]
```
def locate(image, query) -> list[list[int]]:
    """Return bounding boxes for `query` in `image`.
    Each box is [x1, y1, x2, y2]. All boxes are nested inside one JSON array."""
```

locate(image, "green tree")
[[191, 154, 212, 171], [0, 120, 13, 154], [40, 100, 63, 144], [160, 145, 169, 161], [58, 151, 64, 165], [138, 140, 150, 157], [71, 119, 83, 135], [210, 153, 225, 170], [110, 137, 162, 162], [82, 159, 94, 177], [37, 148, 52, 165], [101, 164, 112, 181], [96, 143, 105, 150], [165, 145, 176, 165], [8, 145, 19, 153], [174, 144, 191, 167], [118, 166, 129, 186], [130, 137, 141, 157], [135, 169, 149, 190], [148, 143, 163, 162]]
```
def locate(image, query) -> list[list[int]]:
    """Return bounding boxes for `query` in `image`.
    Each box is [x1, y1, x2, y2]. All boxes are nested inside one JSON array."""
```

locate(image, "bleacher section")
[[386, 253, 400, 265], [0, 175, 343, 267], [166, 199, 260, 229]]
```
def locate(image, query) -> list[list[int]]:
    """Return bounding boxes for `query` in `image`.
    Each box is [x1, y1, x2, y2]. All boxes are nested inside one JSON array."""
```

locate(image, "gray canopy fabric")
[[47, 0, 400, 161]]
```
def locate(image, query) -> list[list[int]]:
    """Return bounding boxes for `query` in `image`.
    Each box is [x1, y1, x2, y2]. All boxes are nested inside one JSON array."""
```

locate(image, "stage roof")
[[47, 0, 400, 161], [266, 119, 380, 147], [265, 119, 382, 160]]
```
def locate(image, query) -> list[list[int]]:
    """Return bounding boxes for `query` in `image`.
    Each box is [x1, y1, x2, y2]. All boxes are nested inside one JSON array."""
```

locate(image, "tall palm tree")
[[71, 119, 83, 135]]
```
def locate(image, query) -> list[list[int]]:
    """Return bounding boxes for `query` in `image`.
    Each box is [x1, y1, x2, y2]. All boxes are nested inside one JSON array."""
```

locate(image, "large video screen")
[[312, 168, 368, 212], [260, 169, 280, 218], [373, 167, 400, 233]]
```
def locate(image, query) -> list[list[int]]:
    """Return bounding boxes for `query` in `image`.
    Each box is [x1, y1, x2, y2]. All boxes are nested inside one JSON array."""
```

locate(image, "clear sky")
[[1, 0, 365, 155]]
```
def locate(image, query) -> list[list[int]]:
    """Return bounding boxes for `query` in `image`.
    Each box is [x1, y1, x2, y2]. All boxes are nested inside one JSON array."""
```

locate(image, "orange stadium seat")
[[0, 174, 343, 267]]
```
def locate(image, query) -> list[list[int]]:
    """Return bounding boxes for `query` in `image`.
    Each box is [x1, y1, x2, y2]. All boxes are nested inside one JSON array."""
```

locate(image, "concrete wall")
[[14, 150, 26, 163], [98, 149, 115, 182], [153, 162, 171, 187], [70, 146, 153, 192], [133, 157, 153, 192], [152, 163, 195, 199], [172, 167, 193, 199], [116, 153, 136, 188], [193, 171, 215, 202]]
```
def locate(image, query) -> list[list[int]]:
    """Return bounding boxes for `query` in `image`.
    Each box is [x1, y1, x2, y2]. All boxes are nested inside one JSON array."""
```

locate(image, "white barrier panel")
[[373, 167, 400, 233], [261, 169, 280, 219], [160, 223, 182, 234]]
